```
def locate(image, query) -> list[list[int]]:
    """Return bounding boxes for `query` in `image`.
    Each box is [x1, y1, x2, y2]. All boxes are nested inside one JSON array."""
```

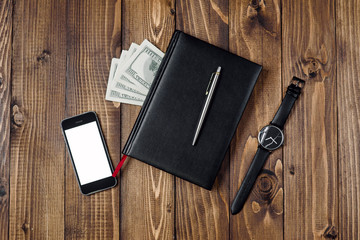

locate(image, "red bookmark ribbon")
[[112, 155, 128, 177]]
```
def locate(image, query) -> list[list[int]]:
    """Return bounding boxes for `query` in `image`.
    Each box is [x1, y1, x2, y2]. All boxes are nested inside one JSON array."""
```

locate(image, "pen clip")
[[206, 72, 215, 95]]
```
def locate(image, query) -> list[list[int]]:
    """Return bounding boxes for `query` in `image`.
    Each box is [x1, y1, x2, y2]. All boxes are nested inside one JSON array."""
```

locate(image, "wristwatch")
[[231, 77, 305, 215]]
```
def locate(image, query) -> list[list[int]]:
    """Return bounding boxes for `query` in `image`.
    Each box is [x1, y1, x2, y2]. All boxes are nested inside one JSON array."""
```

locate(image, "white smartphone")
[[61, 111, 117, 195]]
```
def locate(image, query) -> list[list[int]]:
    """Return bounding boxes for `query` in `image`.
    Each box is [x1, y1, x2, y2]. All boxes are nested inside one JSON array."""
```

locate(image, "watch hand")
[[264, 139, 275, 148], [264, 133, 282, 148], [265, 136, 278, 144]]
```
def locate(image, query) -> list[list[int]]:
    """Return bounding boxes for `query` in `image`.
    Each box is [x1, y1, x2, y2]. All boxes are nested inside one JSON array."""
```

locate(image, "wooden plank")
[[229, 0, 282, 239], [175, 0, 230, 239], [0, 0, 12, 239], [282, 0, 338, 239], [64, 0, 121, 239], [120, 0, 175, 239], [9, 0, 67, 239], [337, 0, 360, 239]]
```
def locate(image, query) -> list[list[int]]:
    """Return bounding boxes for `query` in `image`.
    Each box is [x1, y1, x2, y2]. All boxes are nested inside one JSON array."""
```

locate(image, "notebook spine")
[[123, 31, 182, 155]]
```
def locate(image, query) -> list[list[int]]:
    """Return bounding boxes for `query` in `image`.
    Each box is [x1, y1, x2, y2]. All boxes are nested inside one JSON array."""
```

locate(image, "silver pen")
[[192, 66, 222, 146]]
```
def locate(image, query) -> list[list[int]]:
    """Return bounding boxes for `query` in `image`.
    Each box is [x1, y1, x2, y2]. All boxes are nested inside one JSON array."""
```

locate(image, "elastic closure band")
[[112, 155, 128, 177]]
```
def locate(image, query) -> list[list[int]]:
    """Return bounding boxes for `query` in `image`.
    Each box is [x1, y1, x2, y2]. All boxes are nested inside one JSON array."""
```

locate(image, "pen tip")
[[217, 66, 221, 72]]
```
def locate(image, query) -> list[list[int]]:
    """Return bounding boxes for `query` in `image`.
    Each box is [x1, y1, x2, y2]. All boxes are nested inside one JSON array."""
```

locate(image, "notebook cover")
[[123, 31, 262, 190]]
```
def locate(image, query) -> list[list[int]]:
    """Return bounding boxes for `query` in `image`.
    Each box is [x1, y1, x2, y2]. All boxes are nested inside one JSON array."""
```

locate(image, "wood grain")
[[0, 0, 12, 239], [120, 0, 175, 239], [9, 0, 67, 238], [229, 0, 283, 239], [282, 0, 338, 239], [175, 0, 230, 239], [2, 0, 359, 238], [337, 0, 360, 239], [64, 0, 121, 239]]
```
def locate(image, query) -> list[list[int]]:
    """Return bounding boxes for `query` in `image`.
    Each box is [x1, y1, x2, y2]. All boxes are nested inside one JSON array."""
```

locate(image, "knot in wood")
[[37, 49, 51, 63], [247, 4, 258, 19], [21, 222, 30, 233], [166, 203, 172, 213], [0, 184, 6, 197], [0, 70, 4, 89], [249, 0, 261, 10], [301, 57, 321, 79], [259, 175, 272, 192], [289, 165, 295, 175], [247, 0, 266, 20], [324, 225, 338, 239], [253, 170, 279, 203], [12, 105, 25, 127], [308, 59, 319, 78]]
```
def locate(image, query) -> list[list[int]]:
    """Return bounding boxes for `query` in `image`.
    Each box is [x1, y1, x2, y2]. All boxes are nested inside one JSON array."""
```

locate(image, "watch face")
[[258, 125, 284, 151]]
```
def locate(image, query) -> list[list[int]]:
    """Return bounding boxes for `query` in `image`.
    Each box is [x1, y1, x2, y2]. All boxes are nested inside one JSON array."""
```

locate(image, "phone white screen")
[[64, 121, 112, 185]]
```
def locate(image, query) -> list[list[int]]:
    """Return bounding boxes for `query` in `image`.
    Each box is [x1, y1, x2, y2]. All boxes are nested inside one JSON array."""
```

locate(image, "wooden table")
[[0, 0, 359, 239]]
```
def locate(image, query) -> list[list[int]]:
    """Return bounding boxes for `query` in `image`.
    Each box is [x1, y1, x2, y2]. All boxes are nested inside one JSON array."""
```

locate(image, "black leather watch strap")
[[231, 77, 305, 215], [231, 147, 270, 215], [271, 77, 304, 129]]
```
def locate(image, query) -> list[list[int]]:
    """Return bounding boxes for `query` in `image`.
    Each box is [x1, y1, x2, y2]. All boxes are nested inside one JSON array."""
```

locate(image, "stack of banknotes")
[[105, 40, 164, 106]]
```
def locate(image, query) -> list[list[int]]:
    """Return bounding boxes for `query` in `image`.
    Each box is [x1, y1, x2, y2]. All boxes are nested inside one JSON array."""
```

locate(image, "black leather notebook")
[[123, 31, 262, 189]]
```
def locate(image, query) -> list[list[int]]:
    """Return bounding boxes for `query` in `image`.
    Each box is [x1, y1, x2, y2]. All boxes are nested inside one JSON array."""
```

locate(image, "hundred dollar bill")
[[111, 45, 146, 97], [105, 52, 146, 103], [113, 50, 127, 75], [112, 39, 164, 95], [106, 90, 144, 106], [105, 54, 128, 102], [105, 58, 119, 93], [107, 50, 127, 86], [112, 74, 146, 98], [124, 43, 139, 62]]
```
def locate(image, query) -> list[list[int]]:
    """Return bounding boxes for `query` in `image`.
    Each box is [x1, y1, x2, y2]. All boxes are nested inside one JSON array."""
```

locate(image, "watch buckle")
[[291, 77, 305, 88]]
